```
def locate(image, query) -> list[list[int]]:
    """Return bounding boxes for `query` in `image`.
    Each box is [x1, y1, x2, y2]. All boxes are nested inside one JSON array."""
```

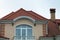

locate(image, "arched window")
[[16, 24, 32, 36]]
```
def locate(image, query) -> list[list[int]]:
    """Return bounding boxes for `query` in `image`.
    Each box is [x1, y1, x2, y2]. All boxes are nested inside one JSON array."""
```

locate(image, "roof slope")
[[0, 8, 60, 37], [1, 8, 47, 20], [47, 20, 60, 36]]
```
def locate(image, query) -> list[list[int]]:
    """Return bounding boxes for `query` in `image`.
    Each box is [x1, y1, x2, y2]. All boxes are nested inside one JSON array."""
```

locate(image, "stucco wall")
[[33, 24, 43, 40], [4, 19, 44, 40]]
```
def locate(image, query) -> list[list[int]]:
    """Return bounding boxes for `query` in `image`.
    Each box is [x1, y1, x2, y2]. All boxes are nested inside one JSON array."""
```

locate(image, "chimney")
[[50, 8, 56, 20]]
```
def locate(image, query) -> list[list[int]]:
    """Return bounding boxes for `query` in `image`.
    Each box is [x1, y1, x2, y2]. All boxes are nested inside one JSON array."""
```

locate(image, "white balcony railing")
[[14, 36, 35, 40]]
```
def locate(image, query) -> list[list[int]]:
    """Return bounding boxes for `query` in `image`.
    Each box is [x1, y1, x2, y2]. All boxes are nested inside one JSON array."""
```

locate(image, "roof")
[[0, 8, 60, 37], [47, 20, 60, 36], [1, 8, 47, 20], [55, 19, 60, 24]]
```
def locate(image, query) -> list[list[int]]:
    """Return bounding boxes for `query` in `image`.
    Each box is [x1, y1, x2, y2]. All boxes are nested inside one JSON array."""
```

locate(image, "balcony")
[[14, 36, 35, 40]]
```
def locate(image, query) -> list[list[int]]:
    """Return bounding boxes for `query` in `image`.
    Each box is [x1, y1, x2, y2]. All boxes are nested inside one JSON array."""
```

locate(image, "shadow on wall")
[[0, 36, 9, 40]]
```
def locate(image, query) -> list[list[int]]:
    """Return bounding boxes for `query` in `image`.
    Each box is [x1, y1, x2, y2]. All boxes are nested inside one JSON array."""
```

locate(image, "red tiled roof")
[[47, 20, 60, 36], [55, 19, 60, 24], [1, 8, 47, 20], [0, 8, 60, 37]]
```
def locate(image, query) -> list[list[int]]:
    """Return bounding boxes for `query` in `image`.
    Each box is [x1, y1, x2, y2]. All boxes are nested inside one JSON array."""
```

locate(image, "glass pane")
[[27, 29, 32, 36], [16, 26, 21, 28], [21, 26, 26, 28], [16, 29, 21, 36], [22, 29, 26, 37], [16, 24, 32, 28], [26, 26, 32, 28], [16, 25, 26, 28]]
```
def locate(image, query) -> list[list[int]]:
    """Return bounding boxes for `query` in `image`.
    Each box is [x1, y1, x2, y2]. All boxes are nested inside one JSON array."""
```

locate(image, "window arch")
[[16, 24, 32, 36]]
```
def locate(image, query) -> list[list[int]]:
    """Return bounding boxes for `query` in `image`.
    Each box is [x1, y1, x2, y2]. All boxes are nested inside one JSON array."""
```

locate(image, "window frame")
[[15, 24, 32, 36]]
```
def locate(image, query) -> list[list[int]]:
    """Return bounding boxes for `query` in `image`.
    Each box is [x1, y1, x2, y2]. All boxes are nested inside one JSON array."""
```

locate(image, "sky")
[[0, 0, 60, 19]]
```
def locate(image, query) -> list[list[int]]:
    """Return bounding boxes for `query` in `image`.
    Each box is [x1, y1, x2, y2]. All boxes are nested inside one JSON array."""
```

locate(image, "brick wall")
[[0, 24, 5, 36]]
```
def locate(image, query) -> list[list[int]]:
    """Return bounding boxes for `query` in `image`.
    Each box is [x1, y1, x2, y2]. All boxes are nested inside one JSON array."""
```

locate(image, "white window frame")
[[16, 24, 32, 36]]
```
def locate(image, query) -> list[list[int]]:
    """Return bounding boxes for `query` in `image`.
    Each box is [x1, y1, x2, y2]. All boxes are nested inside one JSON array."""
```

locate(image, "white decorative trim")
[[46, 24, 48, 35], [0, 16, 48, 24], [13, 16, 35, 23]]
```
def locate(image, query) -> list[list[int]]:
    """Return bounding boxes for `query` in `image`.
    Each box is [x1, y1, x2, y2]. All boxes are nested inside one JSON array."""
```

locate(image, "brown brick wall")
[[43, 24, 46, 36], [0, 24, 5, 36]]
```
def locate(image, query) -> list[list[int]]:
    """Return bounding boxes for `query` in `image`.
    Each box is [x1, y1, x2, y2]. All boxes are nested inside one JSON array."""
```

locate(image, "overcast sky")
[[0, 0, 60, 19]]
